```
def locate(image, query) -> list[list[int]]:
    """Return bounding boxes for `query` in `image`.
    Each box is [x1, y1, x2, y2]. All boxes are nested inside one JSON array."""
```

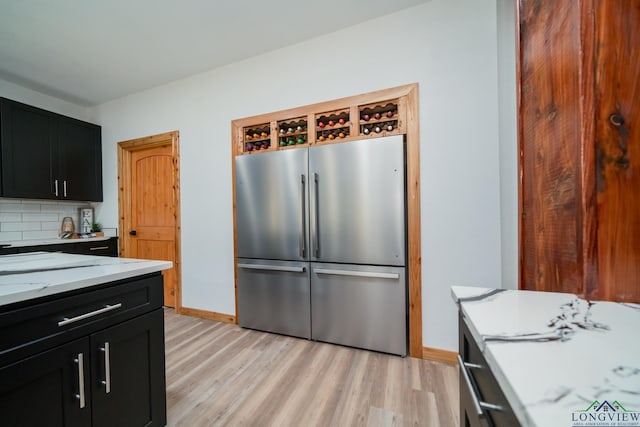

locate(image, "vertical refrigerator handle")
[[299, 174, 306, 257], [313, 172, 320, 258]]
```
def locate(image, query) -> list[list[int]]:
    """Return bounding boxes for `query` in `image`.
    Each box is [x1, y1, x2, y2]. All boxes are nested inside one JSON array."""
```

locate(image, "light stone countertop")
[[0, 252, 171, 307], [452, 286, 640, 427]]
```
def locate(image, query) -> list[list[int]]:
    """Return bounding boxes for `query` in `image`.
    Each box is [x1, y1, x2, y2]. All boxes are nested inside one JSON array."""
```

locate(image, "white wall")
[[0, 78, 89, 121], [497, 0, 518, 290], [89, 0, 503, 352]]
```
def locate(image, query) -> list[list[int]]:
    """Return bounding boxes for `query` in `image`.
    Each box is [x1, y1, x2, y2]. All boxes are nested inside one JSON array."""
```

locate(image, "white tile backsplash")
[[0, 203, 41, 212], [0, 231, 22, 242], [22, 230, 60, 240], [0, 200, 92, 241], [42, 221, 62, 231], [1, 222, 41, 232], [22, 213, 59, 222], [0, 213, 22, 222]]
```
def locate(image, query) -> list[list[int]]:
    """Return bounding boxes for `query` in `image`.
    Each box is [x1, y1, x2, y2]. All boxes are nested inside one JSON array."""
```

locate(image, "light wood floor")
[[164, 309, 459, 427]]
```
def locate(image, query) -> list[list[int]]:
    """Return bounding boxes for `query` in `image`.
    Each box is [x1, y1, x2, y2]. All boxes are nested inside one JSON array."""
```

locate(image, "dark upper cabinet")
[[0, 97, 103, 202], [58, 116, 103, 201], [0, 99, 56, 199]]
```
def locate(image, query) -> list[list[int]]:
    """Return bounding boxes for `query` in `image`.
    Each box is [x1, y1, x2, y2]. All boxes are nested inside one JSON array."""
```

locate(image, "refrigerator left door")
[[235, 149, 308, 261], [237, 258, 311, 339]]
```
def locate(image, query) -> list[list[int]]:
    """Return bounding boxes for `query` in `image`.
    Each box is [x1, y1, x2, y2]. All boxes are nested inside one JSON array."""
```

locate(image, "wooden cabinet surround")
[[518, 0, 640, 302]]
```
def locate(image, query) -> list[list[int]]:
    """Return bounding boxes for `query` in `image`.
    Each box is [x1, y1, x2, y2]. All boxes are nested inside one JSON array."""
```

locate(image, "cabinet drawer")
[[15, 237, 118, 257], [0, 273, 163, 367], [72, 238, 118, 257], [459, 315, 520, 427]]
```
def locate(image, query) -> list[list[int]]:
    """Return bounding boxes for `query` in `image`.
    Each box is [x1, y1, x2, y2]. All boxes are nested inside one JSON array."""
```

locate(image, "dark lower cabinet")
[[0, 273, 166, 427], [14, 237, 119, 257], [458, 315, 520, 427], [0, 338, 91, 427], [91, 310, 166, 427]]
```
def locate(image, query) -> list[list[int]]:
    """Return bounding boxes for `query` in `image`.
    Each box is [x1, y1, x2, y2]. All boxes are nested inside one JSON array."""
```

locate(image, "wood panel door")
[[119, 131, 181, 308]]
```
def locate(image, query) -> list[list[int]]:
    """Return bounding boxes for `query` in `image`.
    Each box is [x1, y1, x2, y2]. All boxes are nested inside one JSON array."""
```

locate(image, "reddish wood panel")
[[593, 1, 640, 302], [518, 0, 585, 294]]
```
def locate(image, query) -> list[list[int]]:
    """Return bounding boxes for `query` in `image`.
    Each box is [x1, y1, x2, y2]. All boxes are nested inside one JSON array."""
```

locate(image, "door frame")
[[117, 130, 182, 310]]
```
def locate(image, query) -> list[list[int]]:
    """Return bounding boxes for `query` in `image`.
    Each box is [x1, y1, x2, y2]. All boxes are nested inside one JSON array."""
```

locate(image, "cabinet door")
[[90, 309, 166, 427], [58, 116, 103, 201], [0, 98, 56, 199], [0, 338, 91, 427]]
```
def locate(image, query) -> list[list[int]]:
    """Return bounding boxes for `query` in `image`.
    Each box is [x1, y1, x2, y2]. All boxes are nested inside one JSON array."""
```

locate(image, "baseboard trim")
[[422, 346, 458, 365], [178, 306, 236, 324]]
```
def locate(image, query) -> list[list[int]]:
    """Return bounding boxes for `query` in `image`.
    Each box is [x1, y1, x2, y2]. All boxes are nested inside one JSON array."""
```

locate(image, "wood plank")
[[518, 0, 585, 294], [164, 309, 458, 427], [593, 0, 640, 303]]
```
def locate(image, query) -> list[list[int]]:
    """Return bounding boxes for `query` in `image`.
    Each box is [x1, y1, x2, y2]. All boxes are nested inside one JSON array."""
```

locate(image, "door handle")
[[74, 353, 86, 409], [238, 263, 305, 273], [100, 342, 111, 393], [313, 172, 319, 258], [54, 179, 59, 197], [313, 268, 400, 280], [129, 230, 137, 236], [299, 174, 306, 258], [63, 180, 68, 197]]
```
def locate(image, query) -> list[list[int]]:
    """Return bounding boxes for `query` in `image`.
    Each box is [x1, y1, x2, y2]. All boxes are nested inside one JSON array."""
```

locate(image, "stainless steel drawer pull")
[[480, 401, 505, 412], [89, 246, 110, 251], [101, 342, 111, 393], [464, 361, 484, 370], [457, 355, 504, 417], [58, 303, 123, 326], [314, 268, 399, 280], [238, 264, 305, 273], [74, 353, 86, 409]]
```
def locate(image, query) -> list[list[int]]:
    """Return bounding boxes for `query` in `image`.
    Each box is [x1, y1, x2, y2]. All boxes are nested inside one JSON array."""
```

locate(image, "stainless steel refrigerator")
[[235, 135, 407, 356]]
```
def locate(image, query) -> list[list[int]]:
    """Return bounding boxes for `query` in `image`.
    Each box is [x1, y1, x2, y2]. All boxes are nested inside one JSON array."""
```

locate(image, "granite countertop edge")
[[0, 252, 172, 307]]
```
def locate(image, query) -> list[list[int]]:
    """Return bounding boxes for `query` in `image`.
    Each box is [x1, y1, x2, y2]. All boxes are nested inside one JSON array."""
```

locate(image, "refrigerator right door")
[[310, 263, 407, 356], [309, 135, 405, 266]]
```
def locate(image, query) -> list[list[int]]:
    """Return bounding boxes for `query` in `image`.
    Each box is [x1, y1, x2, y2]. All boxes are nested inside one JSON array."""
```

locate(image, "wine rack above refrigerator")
[[278, 117, 308, 148], [234, 91, 406, 156], [242, 123, 272, 153], [315, 108, 350, 143]]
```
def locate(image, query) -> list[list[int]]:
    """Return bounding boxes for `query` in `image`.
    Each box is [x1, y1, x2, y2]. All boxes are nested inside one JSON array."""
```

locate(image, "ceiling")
[[0, 0, 430, 106]]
